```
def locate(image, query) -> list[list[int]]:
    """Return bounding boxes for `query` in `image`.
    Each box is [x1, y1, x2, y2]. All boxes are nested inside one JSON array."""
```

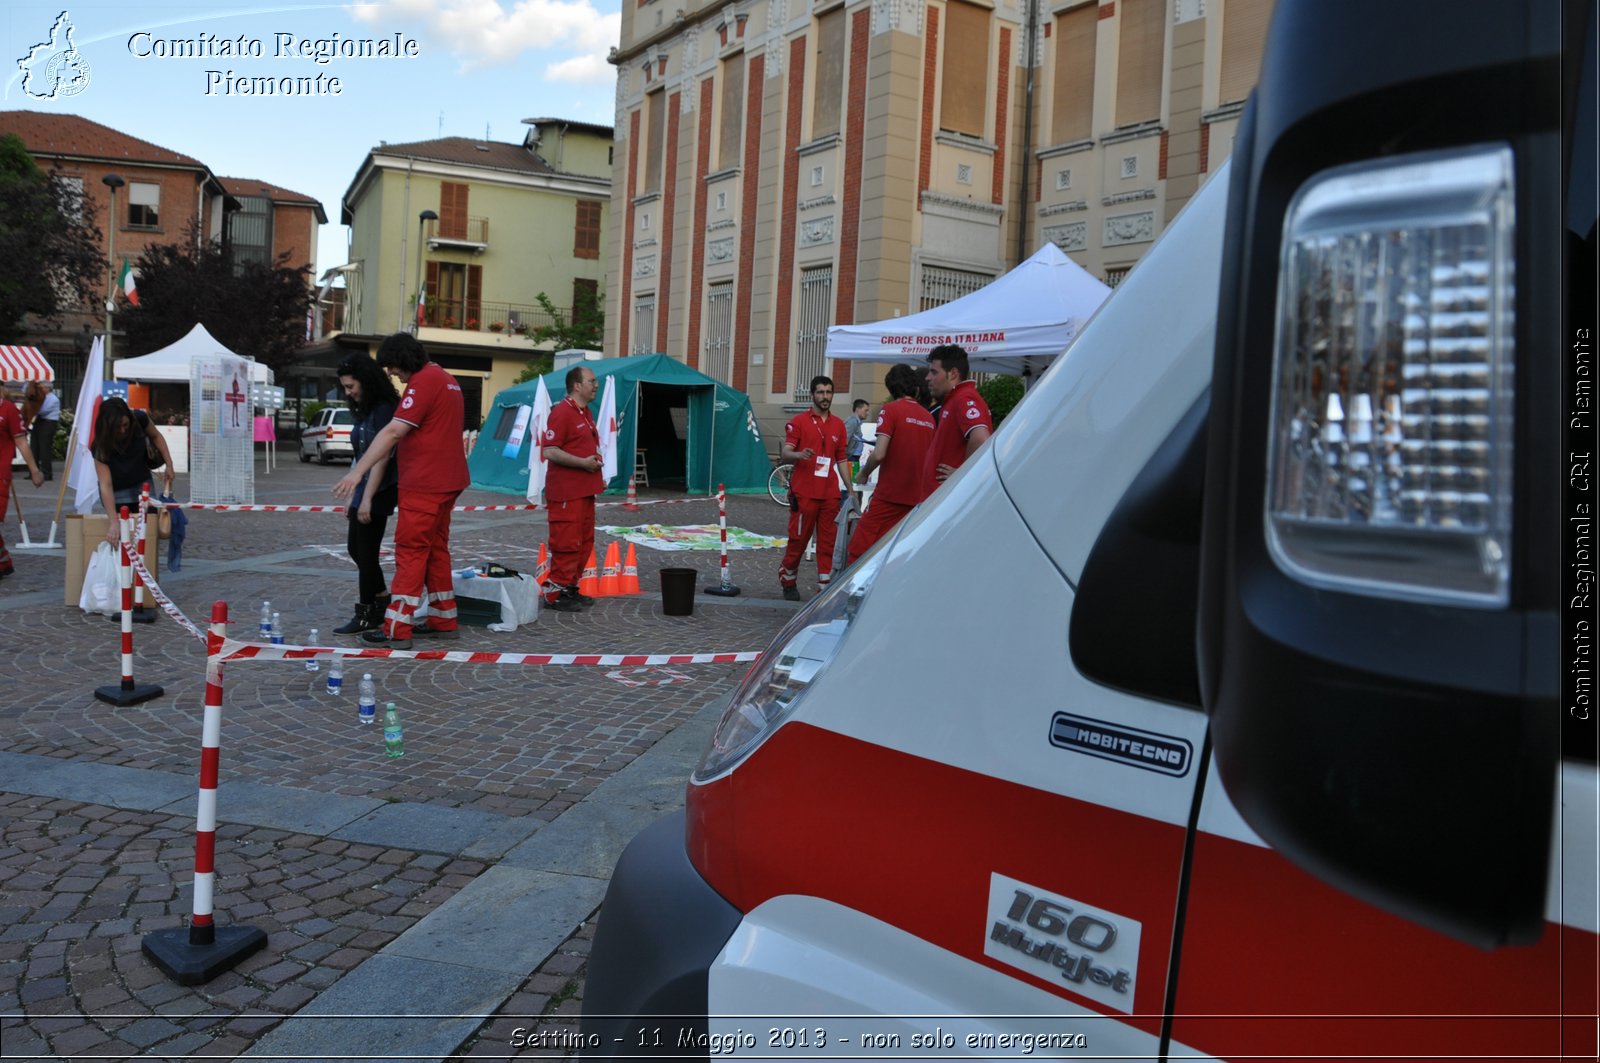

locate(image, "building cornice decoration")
[[1101, 121, 1164, 146], [1038, 200, 1088, 216], [797, 134, 841, 158], [871, 0, 921, 36], [767, 0, 786, 78], [1202, 100, 1247, 125], [799, 216, 834, 247], [1102, 188, 1156, 206], [1042, 221, 1089, 252], [634, 237, 659, 250], [935, 131, 997, 156], [708, 236, 736, 262], [1174, 0, 1206, 25], [920, 191, 1006, 218], [705, 166, 741, 185], [707, 218, 738, 231], [636, 254, 657, 277], [799, 194, 837, 211], [1104, 210, 1155, 247], [1036, 139, 1096, 159]]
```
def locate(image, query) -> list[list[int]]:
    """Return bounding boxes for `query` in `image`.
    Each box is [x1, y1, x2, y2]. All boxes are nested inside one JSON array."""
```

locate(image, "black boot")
[[333, 599, 385, 635]]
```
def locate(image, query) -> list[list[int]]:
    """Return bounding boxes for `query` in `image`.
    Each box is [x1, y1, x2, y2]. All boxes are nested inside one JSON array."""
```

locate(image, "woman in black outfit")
[[92, 398, 176, 545], [332, 355, 400, 634]]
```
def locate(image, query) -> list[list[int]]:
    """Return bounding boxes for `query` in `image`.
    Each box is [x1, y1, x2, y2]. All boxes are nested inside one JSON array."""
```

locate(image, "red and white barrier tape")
[[219, 638, 759, 667], [125, 546, 208, 643], [145, 496, 713, 515]]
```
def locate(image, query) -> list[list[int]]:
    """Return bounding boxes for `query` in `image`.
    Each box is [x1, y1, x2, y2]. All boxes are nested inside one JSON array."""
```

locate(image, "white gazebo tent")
[[112, 324, 272, 384], [826, 243, 1111, 380]]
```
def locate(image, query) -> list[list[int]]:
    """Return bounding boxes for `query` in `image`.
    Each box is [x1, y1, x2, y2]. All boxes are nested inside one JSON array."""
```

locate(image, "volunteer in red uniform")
[[333, 333, 469, 649], [922, 343, 992, 498], [779, 375, 851, 601], [846, 364, 936, 565], [541, 365, 605, 613], [0, 388, 45, 579]]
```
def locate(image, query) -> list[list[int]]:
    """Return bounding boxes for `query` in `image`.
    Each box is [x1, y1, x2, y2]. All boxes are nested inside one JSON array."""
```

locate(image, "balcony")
[[424, 216, 490, 252], [420, 298, 570, 337]]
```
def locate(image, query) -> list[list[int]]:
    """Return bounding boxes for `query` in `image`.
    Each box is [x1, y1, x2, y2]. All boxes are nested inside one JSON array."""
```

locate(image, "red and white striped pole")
[[94, 507, 164, 705], [142, 602, 266, 984], [131, 484, 155, 623], [704, 484, 741, 597]]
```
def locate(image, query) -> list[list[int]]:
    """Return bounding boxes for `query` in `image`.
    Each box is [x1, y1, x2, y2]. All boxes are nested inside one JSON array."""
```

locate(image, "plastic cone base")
[[106, 606, 157, 625], [142, 924, 267, 985], [94, 682, 164, 706], [704, 584, 742, 597]]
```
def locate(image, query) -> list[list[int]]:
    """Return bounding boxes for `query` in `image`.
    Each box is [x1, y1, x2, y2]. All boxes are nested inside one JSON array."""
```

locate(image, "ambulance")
[[582, 0, 1596, 1057]]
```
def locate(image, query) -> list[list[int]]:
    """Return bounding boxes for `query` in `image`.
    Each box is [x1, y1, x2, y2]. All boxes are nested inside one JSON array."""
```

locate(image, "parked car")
[[299, 407, 354, 464]]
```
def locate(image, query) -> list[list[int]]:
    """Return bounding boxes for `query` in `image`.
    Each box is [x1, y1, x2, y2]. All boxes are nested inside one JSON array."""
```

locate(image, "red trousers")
[[385, 489, 461, 638], [780, 494, 840, 588], [0, 477, 11, 571], [846, 496, 914, 566], [546, 496, 596, 599]]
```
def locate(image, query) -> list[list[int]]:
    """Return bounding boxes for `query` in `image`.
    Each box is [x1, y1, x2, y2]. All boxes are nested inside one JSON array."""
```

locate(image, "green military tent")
[[468, 354, 772, 496]]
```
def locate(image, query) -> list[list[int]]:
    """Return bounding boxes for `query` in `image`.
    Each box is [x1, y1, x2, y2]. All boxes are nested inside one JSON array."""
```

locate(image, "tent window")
[[491, 406, 520, 441], [920, 264, 992, 311], [633, 296, 656, 355], [794, 265, 833, 400], [704, 281, 735, 385]]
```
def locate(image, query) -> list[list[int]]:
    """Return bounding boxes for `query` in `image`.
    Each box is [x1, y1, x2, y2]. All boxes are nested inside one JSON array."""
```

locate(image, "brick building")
[[605, 0, 1270, 442], [216, 177, 328, 276]]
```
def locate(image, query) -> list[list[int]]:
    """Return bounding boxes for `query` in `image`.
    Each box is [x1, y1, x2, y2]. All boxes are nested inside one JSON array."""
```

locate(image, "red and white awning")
[[0, 346, 54, 381]]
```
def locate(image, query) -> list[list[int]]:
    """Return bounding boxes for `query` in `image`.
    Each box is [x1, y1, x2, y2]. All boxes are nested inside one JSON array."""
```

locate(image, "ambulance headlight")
[[694, 544, 890, 781], [1266, 145, 1515, 606]]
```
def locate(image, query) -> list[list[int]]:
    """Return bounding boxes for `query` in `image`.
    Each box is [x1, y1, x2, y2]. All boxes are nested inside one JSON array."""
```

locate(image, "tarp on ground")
[[112, 324, 273, 383], [825, 243, 1111, 377], [468, 353, 770, 496]]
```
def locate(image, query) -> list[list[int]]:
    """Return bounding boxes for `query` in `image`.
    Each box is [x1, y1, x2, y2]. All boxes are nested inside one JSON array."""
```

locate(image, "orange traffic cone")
[[621, 543, 641, 595], [579, 548, 600, 598], [599, 541, 621, 596], [534, 543, 550, 585], [623, 476, 640, 512]]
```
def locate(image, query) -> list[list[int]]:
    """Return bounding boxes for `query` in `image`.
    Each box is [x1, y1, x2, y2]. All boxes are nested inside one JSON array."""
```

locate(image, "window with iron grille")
[[633, 296, 656, 355], [1104, 267, 1129, 288], [703, 281, 734, 384], [794, 265, 833, 399], [919, 264, 992, 311]]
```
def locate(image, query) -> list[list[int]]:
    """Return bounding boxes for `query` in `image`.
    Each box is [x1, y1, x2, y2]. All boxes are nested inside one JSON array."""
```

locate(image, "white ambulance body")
[[583, 0, 1596, 1057]]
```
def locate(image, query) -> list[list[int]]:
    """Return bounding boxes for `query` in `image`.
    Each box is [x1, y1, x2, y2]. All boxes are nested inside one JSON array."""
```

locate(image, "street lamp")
[[413, 209, 437, 335], [101, 173, 124, 363]]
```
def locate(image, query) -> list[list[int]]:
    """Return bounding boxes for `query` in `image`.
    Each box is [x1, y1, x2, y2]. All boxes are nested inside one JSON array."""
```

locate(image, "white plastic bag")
[[79, 542, 121, 616]]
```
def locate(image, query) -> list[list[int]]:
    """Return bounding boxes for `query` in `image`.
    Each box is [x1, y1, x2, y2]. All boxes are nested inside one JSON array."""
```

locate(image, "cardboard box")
[[65, 513, 160, 607]]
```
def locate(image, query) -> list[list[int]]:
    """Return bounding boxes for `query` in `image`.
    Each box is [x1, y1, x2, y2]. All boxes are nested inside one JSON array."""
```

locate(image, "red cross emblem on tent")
[[225, 374, 247, 427]]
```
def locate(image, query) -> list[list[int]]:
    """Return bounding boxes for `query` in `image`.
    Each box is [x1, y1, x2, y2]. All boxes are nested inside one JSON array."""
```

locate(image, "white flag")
[[597, 374, 618, 482], [69, 337, 105, 515], [525, 376, 552, 504]]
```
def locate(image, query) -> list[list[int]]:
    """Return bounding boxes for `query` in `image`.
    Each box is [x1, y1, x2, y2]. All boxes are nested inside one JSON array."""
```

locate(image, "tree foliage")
[[0, 133, 104, 342], [120, 235, 313, 372], [978, 374, 1025, 425], [516, 288, 604, 383]]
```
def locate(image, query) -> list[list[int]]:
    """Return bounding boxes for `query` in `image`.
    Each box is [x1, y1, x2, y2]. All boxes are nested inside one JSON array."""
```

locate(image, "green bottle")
[[383, 702, 404, 758]]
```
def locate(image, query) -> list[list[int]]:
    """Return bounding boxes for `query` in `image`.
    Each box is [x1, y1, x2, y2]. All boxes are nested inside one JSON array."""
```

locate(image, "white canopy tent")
[[112, 324, 272, 384], [826, 243, 1111, 378]]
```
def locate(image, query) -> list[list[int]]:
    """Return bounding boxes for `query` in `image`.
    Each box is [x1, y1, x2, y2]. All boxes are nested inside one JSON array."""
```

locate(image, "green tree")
[[0, 133, 104, 342], [120, 234, 313, 372], [516, 288, 604, 383], [978, 375, 1025, 425]]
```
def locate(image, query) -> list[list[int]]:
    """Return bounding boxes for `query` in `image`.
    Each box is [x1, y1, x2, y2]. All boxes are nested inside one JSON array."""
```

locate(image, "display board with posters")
[[189, 354, 255, 505]]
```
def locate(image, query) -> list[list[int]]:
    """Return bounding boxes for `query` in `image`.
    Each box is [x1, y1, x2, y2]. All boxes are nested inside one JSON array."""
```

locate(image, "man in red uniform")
[[922, 344, 993, 498], [846, 364, 936, 565], [541, 365, 605, 613], [0, 387, 45, 579], [779, 375, 850, 601], [333, 333, 469, 649]]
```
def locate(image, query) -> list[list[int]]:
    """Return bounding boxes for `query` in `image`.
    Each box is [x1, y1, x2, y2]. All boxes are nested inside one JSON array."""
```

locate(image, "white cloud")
[[546, 53, 615, 85], [350, 0, 620, 74]]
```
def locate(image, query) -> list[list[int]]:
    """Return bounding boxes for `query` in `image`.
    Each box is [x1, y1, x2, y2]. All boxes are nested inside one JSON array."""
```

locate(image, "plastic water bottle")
[[305, 629, 321, 672], [270, 612, 284, 646], [259, 600, 272, 636], [326, 655, 344, 696], [358, 674, 376, 725], [383, 703, 404, 757]]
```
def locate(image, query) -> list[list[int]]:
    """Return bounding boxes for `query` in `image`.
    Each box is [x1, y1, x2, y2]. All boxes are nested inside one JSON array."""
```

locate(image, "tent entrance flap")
[[636, 382, 712, 489]]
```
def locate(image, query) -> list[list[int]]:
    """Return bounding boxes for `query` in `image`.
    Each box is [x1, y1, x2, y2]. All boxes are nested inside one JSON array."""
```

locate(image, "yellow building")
[[329, 118, 612, 427], [604, 0, 1269, 440]]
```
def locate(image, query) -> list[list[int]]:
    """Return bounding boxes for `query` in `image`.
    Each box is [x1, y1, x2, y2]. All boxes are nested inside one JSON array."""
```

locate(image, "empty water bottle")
[[270, 611, 284, 646], [305, 629, 321, 672], [358, 674, 376, 725], [383, 703, 404, 757], [259, 600, 272, 636], [326, 655, 344, 696]]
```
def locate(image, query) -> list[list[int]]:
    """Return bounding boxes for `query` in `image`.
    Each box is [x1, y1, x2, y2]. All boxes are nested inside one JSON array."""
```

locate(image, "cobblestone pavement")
[[1, 461, 818, 1059]]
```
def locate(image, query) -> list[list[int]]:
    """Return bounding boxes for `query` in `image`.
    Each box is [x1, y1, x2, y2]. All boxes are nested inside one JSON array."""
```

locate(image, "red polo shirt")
[[394, 362, 469, 494], [0, 403, 21, 478], [543, 397, 606, 503], [783, 409, 848, 500], [872, 397, 937, 506], [922, 380, 992, 497]]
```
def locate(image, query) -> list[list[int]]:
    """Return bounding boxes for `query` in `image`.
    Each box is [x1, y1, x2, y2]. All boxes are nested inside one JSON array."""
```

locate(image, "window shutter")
[[812, 9, 846, 139], [645, 91, 666, 193], [574, 199, 602, 259], [440, 182, 468, 239], [425, 260, 439, 325], [466, 264, 482, 324], [1115, 0, 1165, 127], [1219, 0, 1271, 104], [940, 1, 991, 137], [719, 57, 745, 171], [1051, 4, 1097, 143]]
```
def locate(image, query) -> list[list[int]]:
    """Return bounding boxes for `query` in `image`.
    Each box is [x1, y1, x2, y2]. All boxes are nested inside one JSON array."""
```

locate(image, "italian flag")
[[118, 259, 139, 307]]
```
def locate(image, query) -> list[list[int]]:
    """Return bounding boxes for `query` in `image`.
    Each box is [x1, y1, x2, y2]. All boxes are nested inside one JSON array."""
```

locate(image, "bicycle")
[[767, 462, 793, 505]]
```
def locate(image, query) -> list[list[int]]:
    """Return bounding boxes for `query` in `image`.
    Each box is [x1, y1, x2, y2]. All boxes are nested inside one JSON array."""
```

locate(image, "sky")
[[3, 0, 623, 279]]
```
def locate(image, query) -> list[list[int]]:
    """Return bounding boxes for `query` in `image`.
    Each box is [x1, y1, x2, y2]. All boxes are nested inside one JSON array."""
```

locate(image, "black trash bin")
[[660, 568, 697, 616]]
